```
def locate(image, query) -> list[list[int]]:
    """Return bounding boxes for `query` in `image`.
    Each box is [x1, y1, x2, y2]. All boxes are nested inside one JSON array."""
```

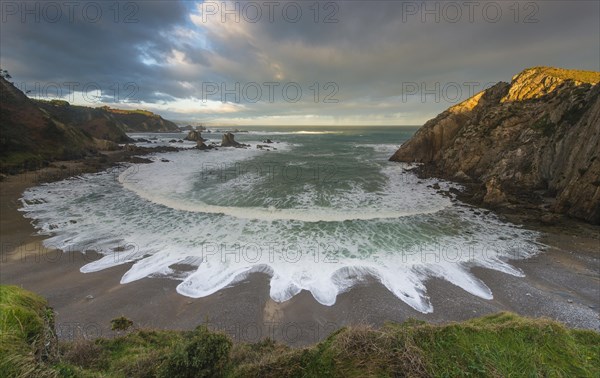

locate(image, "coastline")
[[1, 152, 598, 346]]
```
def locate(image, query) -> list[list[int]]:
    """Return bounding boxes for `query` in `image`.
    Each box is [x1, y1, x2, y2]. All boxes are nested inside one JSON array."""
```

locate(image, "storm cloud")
[[1, 0, 598, 125]]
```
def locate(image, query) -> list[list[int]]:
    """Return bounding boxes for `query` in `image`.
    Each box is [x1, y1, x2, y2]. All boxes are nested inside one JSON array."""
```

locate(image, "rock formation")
[[390, 67, 600, 224], [185, 130, 204, 142], [0, 76, 181, 172], [0, 77, 95, 171], [35, 100, 133, 143], [221, 132, 243, 147], [103, 107, 179, 132]]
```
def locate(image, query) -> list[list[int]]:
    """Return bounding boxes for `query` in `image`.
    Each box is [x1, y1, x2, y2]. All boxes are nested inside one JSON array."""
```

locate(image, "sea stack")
[[221, 132, 242, 147]]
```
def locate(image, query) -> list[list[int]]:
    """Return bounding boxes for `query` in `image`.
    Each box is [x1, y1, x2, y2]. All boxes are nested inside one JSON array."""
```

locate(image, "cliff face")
[[1, 77, 179, 172], [0, 78, 95, 171], [35, 101, 133, 143], [35, 103, 179, 141], [390, 67, 600, 224], [107, 109, 179, 132]]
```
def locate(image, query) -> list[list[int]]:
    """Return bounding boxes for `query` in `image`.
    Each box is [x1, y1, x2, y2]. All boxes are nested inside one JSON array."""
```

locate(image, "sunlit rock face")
[[390, 67, 600, 224]]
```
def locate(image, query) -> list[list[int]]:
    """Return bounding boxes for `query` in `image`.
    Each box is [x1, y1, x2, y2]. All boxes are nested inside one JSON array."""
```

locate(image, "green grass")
[[2, 285, 599, 377], [0, 285, 57, 378]]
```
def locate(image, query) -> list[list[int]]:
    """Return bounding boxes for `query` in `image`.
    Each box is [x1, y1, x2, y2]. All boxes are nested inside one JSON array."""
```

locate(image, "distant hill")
[[35, 100, 133, 143], [390, 66, 600, 224], [1, 76, 180, 172], [0, 77, 96, 171], [105, 108, 180, 132]]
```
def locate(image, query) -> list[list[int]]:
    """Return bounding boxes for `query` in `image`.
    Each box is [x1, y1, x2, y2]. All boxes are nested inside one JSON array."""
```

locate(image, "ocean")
[[20, 126, 541, 313]]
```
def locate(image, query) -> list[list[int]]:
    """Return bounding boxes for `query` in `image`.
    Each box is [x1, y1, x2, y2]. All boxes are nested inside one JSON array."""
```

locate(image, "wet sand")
[[1, 163, 598, 346]]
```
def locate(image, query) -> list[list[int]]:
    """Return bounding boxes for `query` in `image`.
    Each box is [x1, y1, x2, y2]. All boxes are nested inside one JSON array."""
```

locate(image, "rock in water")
[[196, 141, 211, 150], [185, 130, 204, 142], [389, 67, 600, 224], [221, 132, 242, 147]]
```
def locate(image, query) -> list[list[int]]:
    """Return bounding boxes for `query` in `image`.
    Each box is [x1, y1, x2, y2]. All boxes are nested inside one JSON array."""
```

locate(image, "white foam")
[[19, 145, 542, 313], [236, 130, 343, 136], [119, 161, 453, 222], [354, 143, 401, 154]]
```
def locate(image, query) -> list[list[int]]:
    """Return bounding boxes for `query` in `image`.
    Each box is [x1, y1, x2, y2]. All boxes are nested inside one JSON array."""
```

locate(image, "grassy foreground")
[[1, 285, 598, 377]]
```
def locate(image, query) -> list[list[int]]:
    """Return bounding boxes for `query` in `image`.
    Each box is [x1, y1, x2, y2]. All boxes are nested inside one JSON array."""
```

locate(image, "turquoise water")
[[20, 126, 540, 312]]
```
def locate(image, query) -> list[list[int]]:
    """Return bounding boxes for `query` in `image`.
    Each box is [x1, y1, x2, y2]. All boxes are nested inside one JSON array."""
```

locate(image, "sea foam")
[[20, 142, 541, 313]]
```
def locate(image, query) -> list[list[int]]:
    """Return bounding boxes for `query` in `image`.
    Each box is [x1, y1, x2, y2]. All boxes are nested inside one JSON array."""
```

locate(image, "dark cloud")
[[1, 0, 598, 124]]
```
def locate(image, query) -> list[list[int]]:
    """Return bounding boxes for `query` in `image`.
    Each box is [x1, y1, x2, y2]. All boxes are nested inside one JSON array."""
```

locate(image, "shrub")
[[110, 316, 134, 332], [159, 325, 232, 378]]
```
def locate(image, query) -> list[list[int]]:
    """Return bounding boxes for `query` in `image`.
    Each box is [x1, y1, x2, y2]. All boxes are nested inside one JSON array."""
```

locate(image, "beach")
[[1, 155, 598, 346]]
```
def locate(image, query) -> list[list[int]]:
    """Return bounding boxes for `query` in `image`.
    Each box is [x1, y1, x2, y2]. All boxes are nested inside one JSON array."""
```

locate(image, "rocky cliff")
[[390, 67, 600, 224], [105, 108, 179, 132], [35, 100, 133, 143], [0, 78, 95, 171], [1, 76, 179, 172]]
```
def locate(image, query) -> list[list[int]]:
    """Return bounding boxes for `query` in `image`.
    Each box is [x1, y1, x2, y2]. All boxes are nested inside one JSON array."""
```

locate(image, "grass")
[[103, 107, 159, 118], [2, 285, 599, 377], [0, 285, 57, 378]]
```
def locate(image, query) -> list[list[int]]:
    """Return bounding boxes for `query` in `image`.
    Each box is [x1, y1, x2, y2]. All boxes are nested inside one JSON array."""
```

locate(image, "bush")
[[110, 316, 134, 332], [59, 339, 104, 369], [159, 325, 232, 378]]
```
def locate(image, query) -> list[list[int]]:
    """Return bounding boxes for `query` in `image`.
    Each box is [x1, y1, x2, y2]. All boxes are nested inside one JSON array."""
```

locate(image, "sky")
[[1, 0, 599, 126]]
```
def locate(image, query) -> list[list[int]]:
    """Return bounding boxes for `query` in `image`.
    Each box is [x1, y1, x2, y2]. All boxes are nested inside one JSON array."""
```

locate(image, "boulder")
[[196, 141, 212, 150], [185, 130, 204, 142], [483, 177, 508, 206], [221, 132, 242, 147], [453, 171, 471, 182]]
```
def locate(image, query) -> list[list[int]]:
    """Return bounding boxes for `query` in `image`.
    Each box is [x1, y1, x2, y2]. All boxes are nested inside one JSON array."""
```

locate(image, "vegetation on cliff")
[[2, 285, 598, 377], [390, 67, 600, 224], [0, 76, 179, 173], [0, 77, 96, 172], [102, 107, 180, 132], [35, 100, 133, 144]]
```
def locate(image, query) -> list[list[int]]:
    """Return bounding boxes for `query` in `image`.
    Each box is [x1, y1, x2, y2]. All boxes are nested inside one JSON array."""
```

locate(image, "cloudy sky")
[[1, 0, 598, 125]]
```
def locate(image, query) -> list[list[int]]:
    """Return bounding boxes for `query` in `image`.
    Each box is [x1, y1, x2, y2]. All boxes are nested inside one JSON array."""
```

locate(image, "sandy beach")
[[1, 161, 598, 346]]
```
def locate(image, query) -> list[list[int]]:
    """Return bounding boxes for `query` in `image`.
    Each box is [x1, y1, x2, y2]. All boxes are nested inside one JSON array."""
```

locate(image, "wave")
[[239, 130, 343, 136], [19, 147, 542, 313], [116, 182, 448, 222]]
